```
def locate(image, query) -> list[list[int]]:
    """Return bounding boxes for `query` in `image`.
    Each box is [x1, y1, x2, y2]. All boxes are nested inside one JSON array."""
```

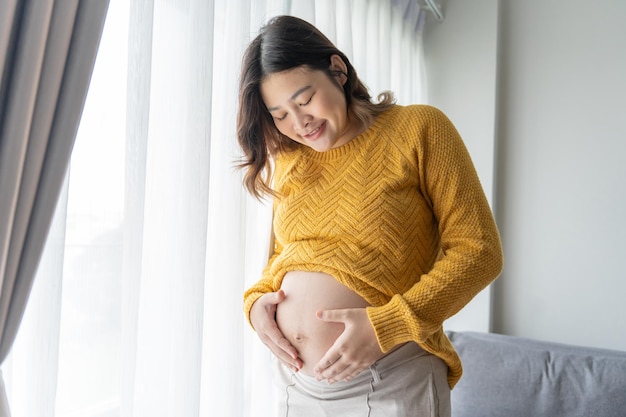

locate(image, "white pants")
[[273, 342, 451, 417]]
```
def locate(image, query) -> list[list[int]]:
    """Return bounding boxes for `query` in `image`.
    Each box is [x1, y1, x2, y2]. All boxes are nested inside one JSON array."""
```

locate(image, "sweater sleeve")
[[366, 106, 503, 352]]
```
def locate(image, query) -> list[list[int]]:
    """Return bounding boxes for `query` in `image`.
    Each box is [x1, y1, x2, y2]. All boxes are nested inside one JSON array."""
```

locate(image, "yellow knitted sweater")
[[244, 104, 503, 388]]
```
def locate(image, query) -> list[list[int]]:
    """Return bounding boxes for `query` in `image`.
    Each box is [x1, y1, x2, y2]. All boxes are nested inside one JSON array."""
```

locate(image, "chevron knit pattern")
[[244, 104, 503, 388]]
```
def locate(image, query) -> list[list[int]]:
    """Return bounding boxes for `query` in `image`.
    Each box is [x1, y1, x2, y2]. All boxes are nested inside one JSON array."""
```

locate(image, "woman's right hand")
[[250, 289, 303, 372]]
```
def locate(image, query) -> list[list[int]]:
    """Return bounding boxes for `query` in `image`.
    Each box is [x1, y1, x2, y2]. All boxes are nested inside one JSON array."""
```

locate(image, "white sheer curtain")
[[1, 1, 426, 416]]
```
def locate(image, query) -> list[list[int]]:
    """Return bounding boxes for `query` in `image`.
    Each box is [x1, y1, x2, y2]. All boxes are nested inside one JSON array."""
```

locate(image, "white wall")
[[425, 0, 626, 351], [494, 0, 626, 351]]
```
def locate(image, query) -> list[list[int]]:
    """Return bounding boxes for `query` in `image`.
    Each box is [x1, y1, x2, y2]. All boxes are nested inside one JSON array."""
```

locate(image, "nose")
[[293, 110, 311, 132]]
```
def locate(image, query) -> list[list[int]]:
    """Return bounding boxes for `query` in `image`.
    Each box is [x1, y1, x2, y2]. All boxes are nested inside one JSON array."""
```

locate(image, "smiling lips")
[[302, 121, 325, 140]]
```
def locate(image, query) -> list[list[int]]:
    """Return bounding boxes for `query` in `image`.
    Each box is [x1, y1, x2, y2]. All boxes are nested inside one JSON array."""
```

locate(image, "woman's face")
[[260, 55, 362, 152]]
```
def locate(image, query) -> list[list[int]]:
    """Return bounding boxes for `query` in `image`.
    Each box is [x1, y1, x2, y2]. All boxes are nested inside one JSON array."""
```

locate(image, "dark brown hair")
[[237, 15, 395, 199]]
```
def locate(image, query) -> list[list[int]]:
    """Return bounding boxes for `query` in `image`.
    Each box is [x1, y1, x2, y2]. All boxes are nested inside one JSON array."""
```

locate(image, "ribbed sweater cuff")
[[243, 291, 265, 329], [366, 295, 415, 352]]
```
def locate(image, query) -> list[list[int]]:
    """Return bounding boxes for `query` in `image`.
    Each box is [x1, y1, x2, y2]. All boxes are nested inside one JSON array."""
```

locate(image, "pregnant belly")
[[275, 271, 370, 376]]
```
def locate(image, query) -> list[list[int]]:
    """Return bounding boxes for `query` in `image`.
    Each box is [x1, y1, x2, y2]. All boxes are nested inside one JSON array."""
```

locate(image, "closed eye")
[[271, 92, 314, 122], [300, 94, 314, 106]]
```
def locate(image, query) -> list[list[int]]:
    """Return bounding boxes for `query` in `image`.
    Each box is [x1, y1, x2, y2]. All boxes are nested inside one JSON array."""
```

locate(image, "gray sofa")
[[446, 330, 626, 417]]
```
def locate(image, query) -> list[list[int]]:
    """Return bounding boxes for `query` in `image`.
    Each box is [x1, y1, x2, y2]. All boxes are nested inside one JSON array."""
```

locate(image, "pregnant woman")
[[237, 15, 503, 417]]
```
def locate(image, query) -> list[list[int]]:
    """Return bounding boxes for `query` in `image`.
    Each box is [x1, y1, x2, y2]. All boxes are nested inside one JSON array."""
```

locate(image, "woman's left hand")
[[313, 308, 384, 384]]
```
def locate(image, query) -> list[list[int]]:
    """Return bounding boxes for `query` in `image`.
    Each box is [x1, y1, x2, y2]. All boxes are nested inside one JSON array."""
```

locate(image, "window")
[[2, 2, 425, 416]]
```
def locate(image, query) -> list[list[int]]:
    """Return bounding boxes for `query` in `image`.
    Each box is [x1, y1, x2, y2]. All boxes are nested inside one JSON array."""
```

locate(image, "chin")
[[306, 136, 337, 152], [309, 143, 334, 152]]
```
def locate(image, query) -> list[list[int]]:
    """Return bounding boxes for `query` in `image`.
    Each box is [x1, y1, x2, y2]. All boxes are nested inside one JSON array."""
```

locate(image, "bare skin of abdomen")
[[275, 270, 370, 376]]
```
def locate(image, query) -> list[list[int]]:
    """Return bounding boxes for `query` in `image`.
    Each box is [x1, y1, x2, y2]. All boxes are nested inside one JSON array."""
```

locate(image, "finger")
[[250, 292, 285, 331], [272, 332, 300, 361], [316, 308, 349, 324], [320, 360, 353, 384], [314, 351, 343, 377], [273, 347, 303, 371], [272, 289, 286, 303], [262, 333, 302, 370], [259, 289, 285, 308], [333, 362, 364, 383], [259, 321, 299, 360]]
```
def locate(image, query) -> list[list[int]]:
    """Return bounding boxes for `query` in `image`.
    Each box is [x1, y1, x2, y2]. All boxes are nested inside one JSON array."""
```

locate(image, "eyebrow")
[[267, 85, 312, 112]]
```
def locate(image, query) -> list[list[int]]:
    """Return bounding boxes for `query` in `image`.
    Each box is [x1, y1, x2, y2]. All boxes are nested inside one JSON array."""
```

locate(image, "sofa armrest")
[[447, 330, 626, 417]]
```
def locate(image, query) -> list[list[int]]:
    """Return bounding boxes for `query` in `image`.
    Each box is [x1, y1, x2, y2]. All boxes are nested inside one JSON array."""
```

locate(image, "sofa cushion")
[[446, 330, 626, 417]]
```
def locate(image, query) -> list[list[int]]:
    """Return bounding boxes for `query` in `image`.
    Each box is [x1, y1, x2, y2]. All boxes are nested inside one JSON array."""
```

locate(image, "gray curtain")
[[0, 0, 109, 414]]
